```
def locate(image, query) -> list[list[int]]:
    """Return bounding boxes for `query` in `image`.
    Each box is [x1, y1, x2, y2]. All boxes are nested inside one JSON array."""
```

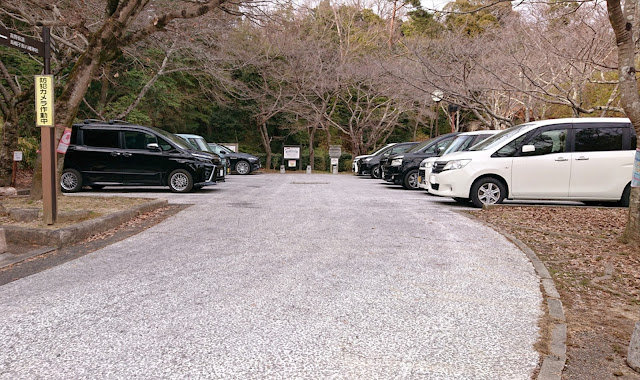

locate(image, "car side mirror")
[[147, 143, 161, 151], [521, 144, 535, 153]]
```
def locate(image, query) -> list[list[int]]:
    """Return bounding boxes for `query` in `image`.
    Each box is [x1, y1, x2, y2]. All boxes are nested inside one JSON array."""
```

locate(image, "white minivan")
[[428, 118, 636, 207]]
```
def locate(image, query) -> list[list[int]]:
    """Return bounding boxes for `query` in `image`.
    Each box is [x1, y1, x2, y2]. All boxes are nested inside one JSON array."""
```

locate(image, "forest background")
[[0, 0, 630, 177]]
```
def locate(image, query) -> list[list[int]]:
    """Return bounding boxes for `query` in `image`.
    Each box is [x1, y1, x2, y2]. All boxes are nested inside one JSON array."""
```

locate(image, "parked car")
[[428, 118, 637, 207], [176, 134, 230, 178], [381, 133, 459, 189], [207, 142, 261, 175], [352, 143, 395, 175], [356, 142, 419, 178], [60, 120, 224, 193], [418, 130, 499, 191]]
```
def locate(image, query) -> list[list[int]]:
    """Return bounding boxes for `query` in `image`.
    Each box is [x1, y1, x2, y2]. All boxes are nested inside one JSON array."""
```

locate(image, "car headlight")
[[422, 161, 433, 168], [248, 157, 258, 162], [443, 159, 471, 171], [364, 157, 373, 162], [391, 156, 404, 166]]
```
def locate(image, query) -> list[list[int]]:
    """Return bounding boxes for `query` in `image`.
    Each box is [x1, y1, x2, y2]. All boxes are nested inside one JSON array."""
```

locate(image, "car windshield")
[[151, 128, 192, 150], [371, 143, 394, 156], [211, 143, 232, 154], [406, 139, 432, 153], [469, 123, 533, 151], [189, 137, 215, 153], [440, 135, 472, 156]]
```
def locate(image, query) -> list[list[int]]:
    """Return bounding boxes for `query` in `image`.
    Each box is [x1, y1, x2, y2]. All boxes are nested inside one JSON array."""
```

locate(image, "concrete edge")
[[459, 211, 567, 380], [3, 199, 168, 248]]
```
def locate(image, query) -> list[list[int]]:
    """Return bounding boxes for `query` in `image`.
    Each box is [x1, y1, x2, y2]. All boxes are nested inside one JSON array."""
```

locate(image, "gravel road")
[[0, 173, 542, 379]]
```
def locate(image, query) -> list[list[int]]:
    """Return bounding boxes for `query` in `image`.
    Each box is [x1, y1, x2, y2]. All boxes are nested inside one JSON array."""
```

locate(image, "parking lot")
[[0, 173, 542, 379]]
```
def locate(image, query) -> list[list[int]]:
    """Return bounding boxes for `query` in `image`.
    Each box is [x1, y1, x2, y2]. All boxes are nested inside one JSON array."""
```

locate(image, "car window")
[[188, 137, 215, 152], [423, 136, 455, 154], [158, 137, 174, 151], [441, 136, 472, 156], [574, 127, 624, 152], [391, 145, 411, 154], [522, 129, 568, 156], [470, 123, 532, 151], [83, 129, 119, 148], [493, 134, 528, 157], [124, 131, 157, 150]]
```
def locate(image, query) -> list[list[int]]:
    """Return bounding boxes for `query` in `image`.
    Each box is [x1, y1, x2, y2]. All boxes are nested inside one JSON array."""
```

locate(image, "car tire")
[[89, 185, 105, 190], [470, 177, 506, 208], [618, 184, 631, 207], [235, 160, 251, 175], [168, 169, 193, 193], [402, 169, 420, 190], [370, 165, 381, 179], [60, 169, 83, 193]]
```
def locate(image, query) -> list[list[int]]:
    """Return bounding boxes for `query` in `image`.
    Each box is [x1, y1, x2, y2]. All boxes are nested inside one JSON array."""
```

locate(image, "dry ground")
[[470, 206, 640, 379], [7, 168, 640, 378]]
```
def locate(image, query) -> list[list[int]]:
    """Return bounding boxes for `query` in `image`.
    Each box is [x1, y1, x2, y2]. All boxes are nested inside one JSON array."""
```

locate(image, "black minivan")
[[61, 120, 224, 193]]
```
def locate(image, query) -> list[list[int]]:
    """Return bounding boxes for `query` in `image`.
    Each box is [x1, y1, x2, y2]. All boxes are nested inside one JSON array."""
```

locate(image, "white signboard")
[[13, 151, 23, 161], [288, 160, 297, 167], [283, 146, 300, 159], [331, 158, 339, 166]]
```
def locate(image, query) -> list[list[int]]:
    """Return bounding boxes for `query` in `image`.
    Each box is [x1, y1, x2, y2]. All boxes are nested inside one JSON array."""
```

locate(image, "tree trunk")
[[607, 0, 640, 245], [258, 120, 273, 170], [309, 124, 318, 170]]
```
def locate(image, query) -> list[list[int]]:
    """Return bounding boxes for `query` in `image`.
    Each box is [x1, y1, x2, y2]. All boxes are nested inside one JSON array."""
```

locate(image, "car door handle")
[[575, 156, 589, 161], [555, 157, 568, 162], [122, 152, 132, 157], [110, 152, 121, 157]]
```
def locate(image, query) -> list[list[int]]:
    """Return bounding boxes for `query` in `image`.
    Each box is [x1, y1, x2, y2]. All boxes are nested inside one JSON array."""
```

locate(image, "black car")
[[60, 120, 224, 193], [357, 142, 419, 179], [381, 133, 458, 190], [207, 143, 261, 175]]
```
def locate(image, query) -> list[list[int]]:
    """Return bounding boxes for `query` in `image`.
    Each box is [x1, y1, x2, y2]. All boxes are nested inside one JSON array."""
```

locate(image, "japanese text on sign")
[[35, 75, 54, 127]]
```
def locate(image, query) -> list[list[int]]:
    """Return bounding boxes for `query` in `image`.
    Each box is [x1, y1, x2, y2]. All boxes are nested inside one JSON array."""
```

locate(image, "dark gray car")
[[208, 143, 261, 175]]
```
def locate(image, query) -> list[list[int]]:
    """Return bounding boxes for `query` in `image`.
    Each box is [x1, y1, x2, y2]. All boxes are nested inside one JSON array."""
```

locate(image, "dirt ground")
[[7, 168, 640, 378], [470, 206, 640, 379]]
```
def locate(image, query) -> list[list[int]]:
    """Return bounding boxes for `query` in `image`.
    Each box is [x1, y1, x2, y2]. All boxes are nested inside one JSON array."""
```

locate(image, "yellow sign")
[[35, 75, 54, 127]]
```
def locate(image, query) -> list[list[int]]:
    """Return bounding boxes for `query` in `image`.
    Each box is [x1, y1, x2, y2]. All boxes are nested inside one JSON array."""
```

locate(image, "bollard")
[[306, 165, 312, 174], [280, 165, 285, 174], [332, 165, 338, 175]]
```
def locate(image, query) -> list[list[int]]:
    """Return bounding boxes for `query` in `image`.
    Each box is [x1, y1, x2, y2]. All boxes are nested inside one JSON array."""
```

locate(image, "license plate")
[[418, 176, 422, 184], [220, 169, 224, 176], [429, 175, 436, 184]]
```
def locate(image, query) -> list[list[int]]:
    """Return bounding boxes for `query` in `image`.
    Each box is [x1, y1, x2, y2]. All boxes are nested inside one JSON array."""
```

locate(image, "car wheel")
[[618, 184, 631, 207], [89, 185, 105, 190], [235, 160, 251, 175], [60, 169, 83, 193], [453, 197, 471, 204], [470, 177, 506, 208], [402, 169, 420, 190], [370, 165, 381, 179], [168, 169, 193, 193]]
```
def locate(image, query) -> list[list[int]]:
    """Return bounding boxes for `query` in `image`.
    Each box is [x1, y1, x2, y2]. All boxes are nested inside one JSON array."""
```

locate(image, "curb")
[[461, 211, 567, 380], [3, 199, 168, 248]]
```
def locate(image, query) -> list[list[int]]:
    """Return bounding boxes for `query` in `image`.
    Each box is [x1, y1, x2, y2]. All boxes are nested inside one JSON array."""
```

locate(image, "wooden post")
[[40, 27, 56, 225]]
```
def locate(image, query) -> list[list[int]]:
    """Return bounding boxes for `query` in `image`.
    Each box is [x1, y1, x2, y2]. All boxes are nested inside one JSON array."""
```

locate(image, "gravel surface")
[[0, 174, 542, 379]]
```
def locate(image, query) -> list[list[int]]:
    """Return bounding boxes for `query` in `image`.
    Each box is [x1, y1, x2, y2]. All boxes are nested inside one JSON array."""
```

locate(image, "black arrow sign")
[[0, 25, 44, 57]]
